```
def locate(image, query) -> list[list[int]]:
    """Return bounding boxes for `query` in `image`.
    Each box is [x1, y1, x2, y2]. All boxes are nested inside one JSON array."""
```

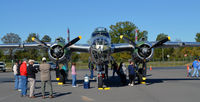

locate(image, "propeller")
[[150, 36, 170, 49], [120, 35, 136, 47], [31, 37, 49, 48], [32, 36, 82, 50], [63, 36, 82, 49]]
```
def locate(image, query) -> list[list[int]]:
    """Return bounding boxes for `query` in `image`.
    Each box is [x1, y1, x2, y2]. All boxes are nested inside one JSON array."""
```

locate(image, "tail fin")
[[135, 29, 138, 43], [67, 28, 70, 43]]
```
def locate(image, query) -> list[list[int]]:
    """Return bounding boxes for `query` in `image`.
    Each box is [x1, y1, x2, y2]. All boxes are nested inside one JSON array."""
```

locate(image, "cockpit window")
[[92, 32, 110, 38], [91, 27, 110, 38]]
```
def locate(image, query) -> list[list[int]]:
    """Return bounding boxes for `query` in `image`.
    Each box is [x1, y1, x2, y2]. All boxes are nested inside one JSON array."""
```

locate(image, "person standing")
[[192, 58, 199, 77], [104, 63, 109, 80], [71, 62, 77, 87], [112, 61, 118, 77], [62, 63, 69, 81], [60, 64, 67, 84], [128, 61, 136, 86], [20, 60, 28, 97], [13, 61, 19, 90], [120, 62, 127, 85], [88, 61, 95, 80], [187, 65, 193, 77], [40, 57, 54, 99], [27, 60, 38, 98], [198, 59, 200, 77], [18, 60, 22, 91]]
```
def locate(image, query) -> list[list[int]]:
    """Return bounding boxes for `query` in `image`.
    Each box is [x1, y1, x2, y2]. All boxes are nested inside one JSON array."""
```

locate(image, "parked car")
[[48, 62, 56, 70], [33, 61, 40, 70], [0, 62, 6, 72]]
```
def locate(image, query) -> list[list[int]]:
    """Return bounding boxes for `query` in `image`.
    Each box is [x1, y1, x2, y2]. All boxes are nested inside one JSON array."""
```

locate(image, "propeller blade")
[[32, 37, 49, 48], [63, 36, 82, 49], [120, 35, 136, 47], [151, 36, 170, 48]]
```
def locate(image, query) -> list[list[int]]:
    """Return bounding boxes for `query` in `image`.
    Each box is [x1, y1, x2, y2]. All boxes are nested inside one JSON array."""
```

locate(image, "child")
[[187, 65, 193, 77]]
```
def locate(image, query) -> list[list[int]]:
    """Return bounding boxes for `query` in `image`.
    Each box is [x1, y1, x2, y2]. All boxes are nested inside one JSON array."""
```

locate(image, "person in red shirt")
[[20, 60, 28, 97]]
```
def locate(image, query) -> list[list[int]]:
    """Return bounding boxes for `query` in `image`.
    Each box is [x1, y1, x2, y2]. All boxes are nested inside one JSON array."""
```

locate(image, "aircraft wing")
[[69, 44, 90, 52], [150, 41, 200, 48], [111, 43, 134, 53], [0, 42, 51, 49]]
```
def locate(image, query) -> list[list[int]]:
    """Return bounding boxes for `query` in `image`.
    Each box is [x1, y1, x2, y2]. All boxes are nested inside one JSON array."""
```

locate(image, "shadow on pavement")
[[34, 92, 72, 98], [146, 78, 200, 85]]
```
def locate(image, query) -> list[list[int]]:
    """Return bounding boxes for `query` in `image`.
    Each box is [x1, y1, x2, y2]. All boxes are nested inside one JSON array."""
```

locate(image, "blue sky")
[[0, 0, 200, 44]]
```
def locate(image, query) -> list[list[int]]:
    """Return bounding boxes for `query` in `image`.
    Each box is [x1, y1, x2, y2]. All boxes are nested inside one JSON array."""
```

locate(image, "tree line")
[[0, 21, 200, 63]]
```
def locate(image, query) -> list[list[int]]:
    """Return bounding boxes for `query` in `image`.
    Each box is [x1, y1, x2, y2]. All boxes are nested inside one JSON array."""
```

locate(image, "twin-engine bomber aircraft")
[[1, 27, 200, 88]]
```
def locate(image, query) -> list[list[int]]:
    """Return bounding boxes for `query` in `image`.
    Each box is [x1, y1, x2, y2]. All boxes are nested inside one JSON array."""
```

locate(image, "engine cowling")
[[134, 42, 154, 61], [48, 44, 69, 63]]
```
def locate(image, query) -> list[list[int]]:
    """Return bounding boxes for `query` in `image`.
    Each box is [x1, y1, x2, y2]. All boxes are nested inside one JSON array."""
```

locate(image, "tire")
[[98, 76, 103, 88], [3, 70, 6, 72], [138, 74, 142, 84]]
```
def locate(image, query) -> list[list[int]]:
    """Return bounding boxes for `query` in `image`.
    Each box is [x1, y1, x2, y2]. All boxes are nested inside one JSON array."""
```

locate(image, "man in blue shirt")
[[128, 60, 136, 86], [192, 58, 199, 77]]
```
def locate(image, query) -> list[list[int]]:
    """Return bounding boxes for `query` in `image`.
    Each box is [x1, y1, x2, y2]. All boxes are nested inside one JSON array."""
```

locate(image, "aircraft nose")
[[93, 38, 109, 52]]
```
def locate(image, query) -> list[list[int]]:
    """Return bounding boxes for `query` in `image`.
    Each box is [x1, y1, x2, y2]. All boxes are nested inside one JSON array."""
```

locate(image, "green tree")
[[24, 33, 40, 60], [0, 49, 3, 59], [153, 33, 174, 61], [71, 52, 80, 62], [79, 53, 90, 63], [195, 33, 200, 42], [55, 37, 65, 43], [26, 33, 39, 42], [1, 33, 21, 60], [109, 21, 136, 43], [41, 35, 51, 42], [109, 21, 148, 61], [41, 35, 52, 58]]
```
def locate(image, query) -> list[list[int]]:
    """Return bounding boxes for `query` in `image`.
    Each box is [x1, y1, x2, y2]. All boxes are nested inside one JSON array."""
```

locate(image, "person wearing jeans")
[[13, 62, 19, 90], [71, 63, 77, 87], [20, 60, 28, 97], [192, 58, 199, 77]]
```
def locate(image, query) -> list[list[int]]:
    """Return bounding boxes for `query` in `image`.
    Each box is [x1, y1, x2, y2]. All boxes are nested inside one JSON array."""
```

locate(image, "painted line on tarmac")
[[81, 96, 94, 102]]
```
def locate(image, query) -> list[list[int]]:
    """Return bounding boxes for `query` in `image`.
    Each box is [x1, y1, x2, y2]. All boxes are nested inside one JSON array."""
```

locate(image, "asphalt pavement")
[[0, 66, 200, 102]]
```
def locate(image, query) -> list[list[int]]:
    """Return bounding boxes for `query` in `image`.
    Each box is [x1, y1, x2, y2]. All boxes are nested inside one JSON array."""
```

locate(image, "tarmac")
[[0, 66, 200, 102]]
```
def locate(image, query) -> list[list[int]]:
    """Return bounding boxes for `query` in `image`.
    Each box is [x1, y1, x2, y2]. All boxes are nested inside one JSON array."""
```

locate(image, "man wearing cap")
[[39, 57, 54, 99], [27, 59, 38, 98]]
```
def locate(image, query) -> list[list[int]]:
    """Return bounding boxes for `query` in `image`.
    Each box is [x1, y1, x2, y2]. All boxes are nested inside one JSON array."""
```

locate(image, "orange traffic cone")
[[150, 66, 152, 71]]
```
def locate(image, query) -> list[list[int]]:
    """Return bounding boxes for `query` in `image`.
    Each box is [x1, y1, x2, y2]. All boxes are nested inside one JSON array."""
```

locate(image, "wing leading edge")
[[111, 43, 134, 53], [0, 42, 52, 49], [150, 41, 200, 48]]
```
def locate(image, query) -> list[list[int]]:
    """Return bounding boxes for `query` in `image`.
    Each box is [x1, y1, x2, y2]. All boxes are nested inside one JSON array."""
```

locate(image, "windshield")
[[0, 63, 4, 65], [34, 62, 39, 64]]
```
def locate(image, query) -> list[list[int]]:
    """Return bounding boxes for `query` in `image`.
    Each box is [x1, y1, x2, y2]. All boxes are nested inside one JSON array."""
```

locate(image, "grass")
[[4, 61, 192, 71]]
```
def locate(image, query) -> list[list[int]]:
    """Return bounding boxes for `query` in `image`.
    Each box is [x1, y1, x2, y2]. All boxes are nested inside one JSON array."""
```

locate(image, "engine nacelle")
[[48, 44, 70, 63], [133, 42, 154, 61]]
